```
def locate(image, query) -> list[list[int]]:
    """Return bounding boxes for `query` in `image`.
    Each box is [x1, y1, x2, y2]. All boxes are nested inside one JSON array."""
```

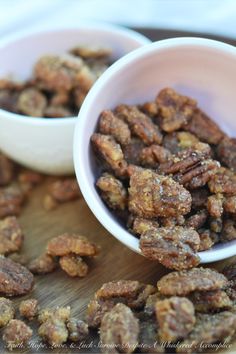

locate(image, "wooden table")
[[1, 29, 235, 353]]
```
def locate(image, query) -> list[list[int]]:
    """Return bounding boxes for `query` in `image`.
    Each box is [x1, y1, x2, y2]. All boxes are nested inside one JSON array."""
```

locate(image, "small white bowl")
[[74, 37, 236, 263], [0, 24, 150, 175]]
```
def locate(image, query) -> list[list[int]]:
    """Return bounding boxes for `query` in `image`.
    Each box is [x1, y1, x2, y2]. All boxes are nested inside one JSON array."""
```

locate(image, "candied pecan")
[[38, 306, 70, 324], [141, 101, 159, 118], [207, 193, 224, 218], [38, 318, 68, 346], [157, 268, 228, 296], [144, 293, 164, 317], [0, 256, 34, 296], [177, 312, 236, 353], [59, 254, 88, 277], [100, 303, 139, 353], [221, 219, 236, 242], [70, 46, 112, 60], [163, 131, 199, 154], [131, 217, 159, 236], [156, 88, 196, 132], [34, 54, 84, 92], [140, 144, 171, 168], [184, 160, 220, 189], [123, 138, 145, 165], [155, 296, 195, 342], [185, 209, 208, 229], [224, 195, 236, 213], [0, 153, 14, 186], [116, 104, 162, 145], [208, 167, 236, 194], [190, 188, 209, 210], [3, 319, 32, 350], [198, 229, 214, 251], [91, 133, 128, 177], [28, 253, 57, 275], [48, 178, 81, 203], [140, 226, 200, 270], [216, 136, 236, 171], [44, 105, 73, 118], [0, 184, 25, 219], [96, 173, 127, 210], [183, 107, 225, 145], [86, 299, 115, 328], [16, 88, 47, 117], [0, 297, 14, 327], [189, 289, 232, 313], [67, 318, 89, 342], [47, 233, 99, 257], [0, 216, 23, 255], [138, 316, 163, 353], [128, 169, 191, 218], [19, 299, 38, 320], [99, 110, 131, 145], [209, 216, 223, 234]]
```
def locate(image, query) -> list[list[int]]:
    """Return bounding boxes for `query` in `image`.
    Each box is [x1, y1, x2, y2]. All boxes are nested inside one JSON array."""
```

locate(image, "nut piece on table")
[[0, 216, 24, 255], [47, 233, 99, 257], [38, 317, 68, 346], [183, 107, 225, 145], [216, 136, 236, 172], [155, 296, 195, 342], [156, 88, 197, 133], [177, 312, 236, 353], [86, 299, 115, 328], [59, 255, 88, 277], [115, 104, 162, 145], [98, 110, 131, 146], [140, 226, 200, 270], [189, 289, 232, 313], [128, 169, 192, 218], [28, 253, 57, 275], [67, 318, 89, 342], [38, 306, 70, 324], [3, 319, 32, 350], [48, 178, 81, 203], [16, 88, 47, 117], [0, 256, 34, 296], [0, 184, 25, 219], [0, 153, 15, 187], [96, 173, 127, 210], [91, 133, 128, 177], [100, 303, 139, 354], [19, 299, 38, 320], [0, 297, 15, 327], [157, 268, 228, 296]]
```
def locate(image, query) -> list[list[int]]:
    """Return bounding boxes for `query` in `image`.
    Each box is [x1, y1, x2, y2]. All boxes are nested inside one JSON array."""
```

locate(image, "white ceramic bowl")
[[74, 37, 236, 263], [0, 24, 150, 175]]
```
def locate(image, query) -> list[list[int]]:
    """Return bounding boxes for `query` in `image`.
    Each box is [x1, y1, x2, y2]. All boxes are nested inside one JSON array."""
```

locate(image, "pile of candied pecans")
[[0, 46, 112, 118], [92, 87, 236, 270]]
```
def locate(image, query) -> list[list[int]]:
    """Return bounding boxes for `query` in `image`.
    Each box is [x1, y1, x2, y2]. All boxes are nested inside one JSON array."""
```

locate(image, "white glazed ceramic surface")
[[74, 37, 236, 263], [0, 24, 150, 175]]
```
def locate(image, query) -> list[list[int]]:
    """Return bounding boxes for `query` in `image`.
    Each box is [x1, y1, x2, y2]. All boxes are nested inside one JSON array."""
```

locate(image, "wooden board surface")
[[1, 29, 236, 353]]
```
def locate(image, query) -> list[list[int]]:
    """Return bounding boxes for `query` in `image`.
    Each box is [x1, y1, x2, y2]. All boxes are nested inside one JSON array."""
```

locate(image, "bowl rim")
[[0, 22, 150, 125], [73, 36, 236, 263]]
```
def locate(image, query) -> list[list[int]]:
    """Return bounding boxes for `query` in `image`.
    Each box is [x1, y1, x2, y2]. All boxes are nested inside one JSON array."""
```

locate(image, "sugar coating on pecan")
[[67, 318, 89, 342], [96, 173, 127, 210], [0, 297, 15, 327], [100, 303, 139, 353], [157, 268, 228, 296], [0, 216, 24, 255], [163, 131, 199, 154], [140, 226, 200, 270], [91, 133, 128, 177], [208, 167, 236, 195], [155, 296, 195, 342], [130, 217, 159, 236], [19, 298, 38, 320], [59, 254, 88, 277], [3, 319, 32, 349], [47, 233, 99, 257], [116, 104, 162, 145], [140, 144, 171, 168], [128, 169, 192, 218], [189, 289, 232, 313], [38, 317, 68, 346], [99, 110, 131, 145]]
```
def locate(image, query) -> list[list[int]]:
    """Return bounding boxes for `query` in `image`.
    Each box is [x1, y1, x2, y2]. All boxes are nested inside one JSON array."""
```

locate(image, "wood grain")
[[0, 28, 235, 353]]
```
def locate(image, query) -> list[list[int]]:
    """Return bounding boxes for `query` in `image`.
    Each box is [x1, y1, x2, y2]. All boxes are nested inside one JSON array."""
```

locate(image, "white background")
[[0, 0, 236, 39]]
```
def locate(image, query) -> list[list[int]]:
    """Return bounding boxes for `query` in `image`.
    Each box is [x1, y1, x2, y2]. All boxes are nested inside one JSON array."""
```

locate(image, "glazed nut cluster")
[[86, 264, 236, 353], [0, 46, 112, 118], [91, 87, 236, 270]]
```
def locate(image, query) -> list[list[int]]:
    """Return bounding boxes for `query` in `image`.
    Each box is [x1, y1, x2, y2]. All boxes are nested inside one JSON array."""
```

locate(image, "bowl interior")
[[74, 38, 236, 263]]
